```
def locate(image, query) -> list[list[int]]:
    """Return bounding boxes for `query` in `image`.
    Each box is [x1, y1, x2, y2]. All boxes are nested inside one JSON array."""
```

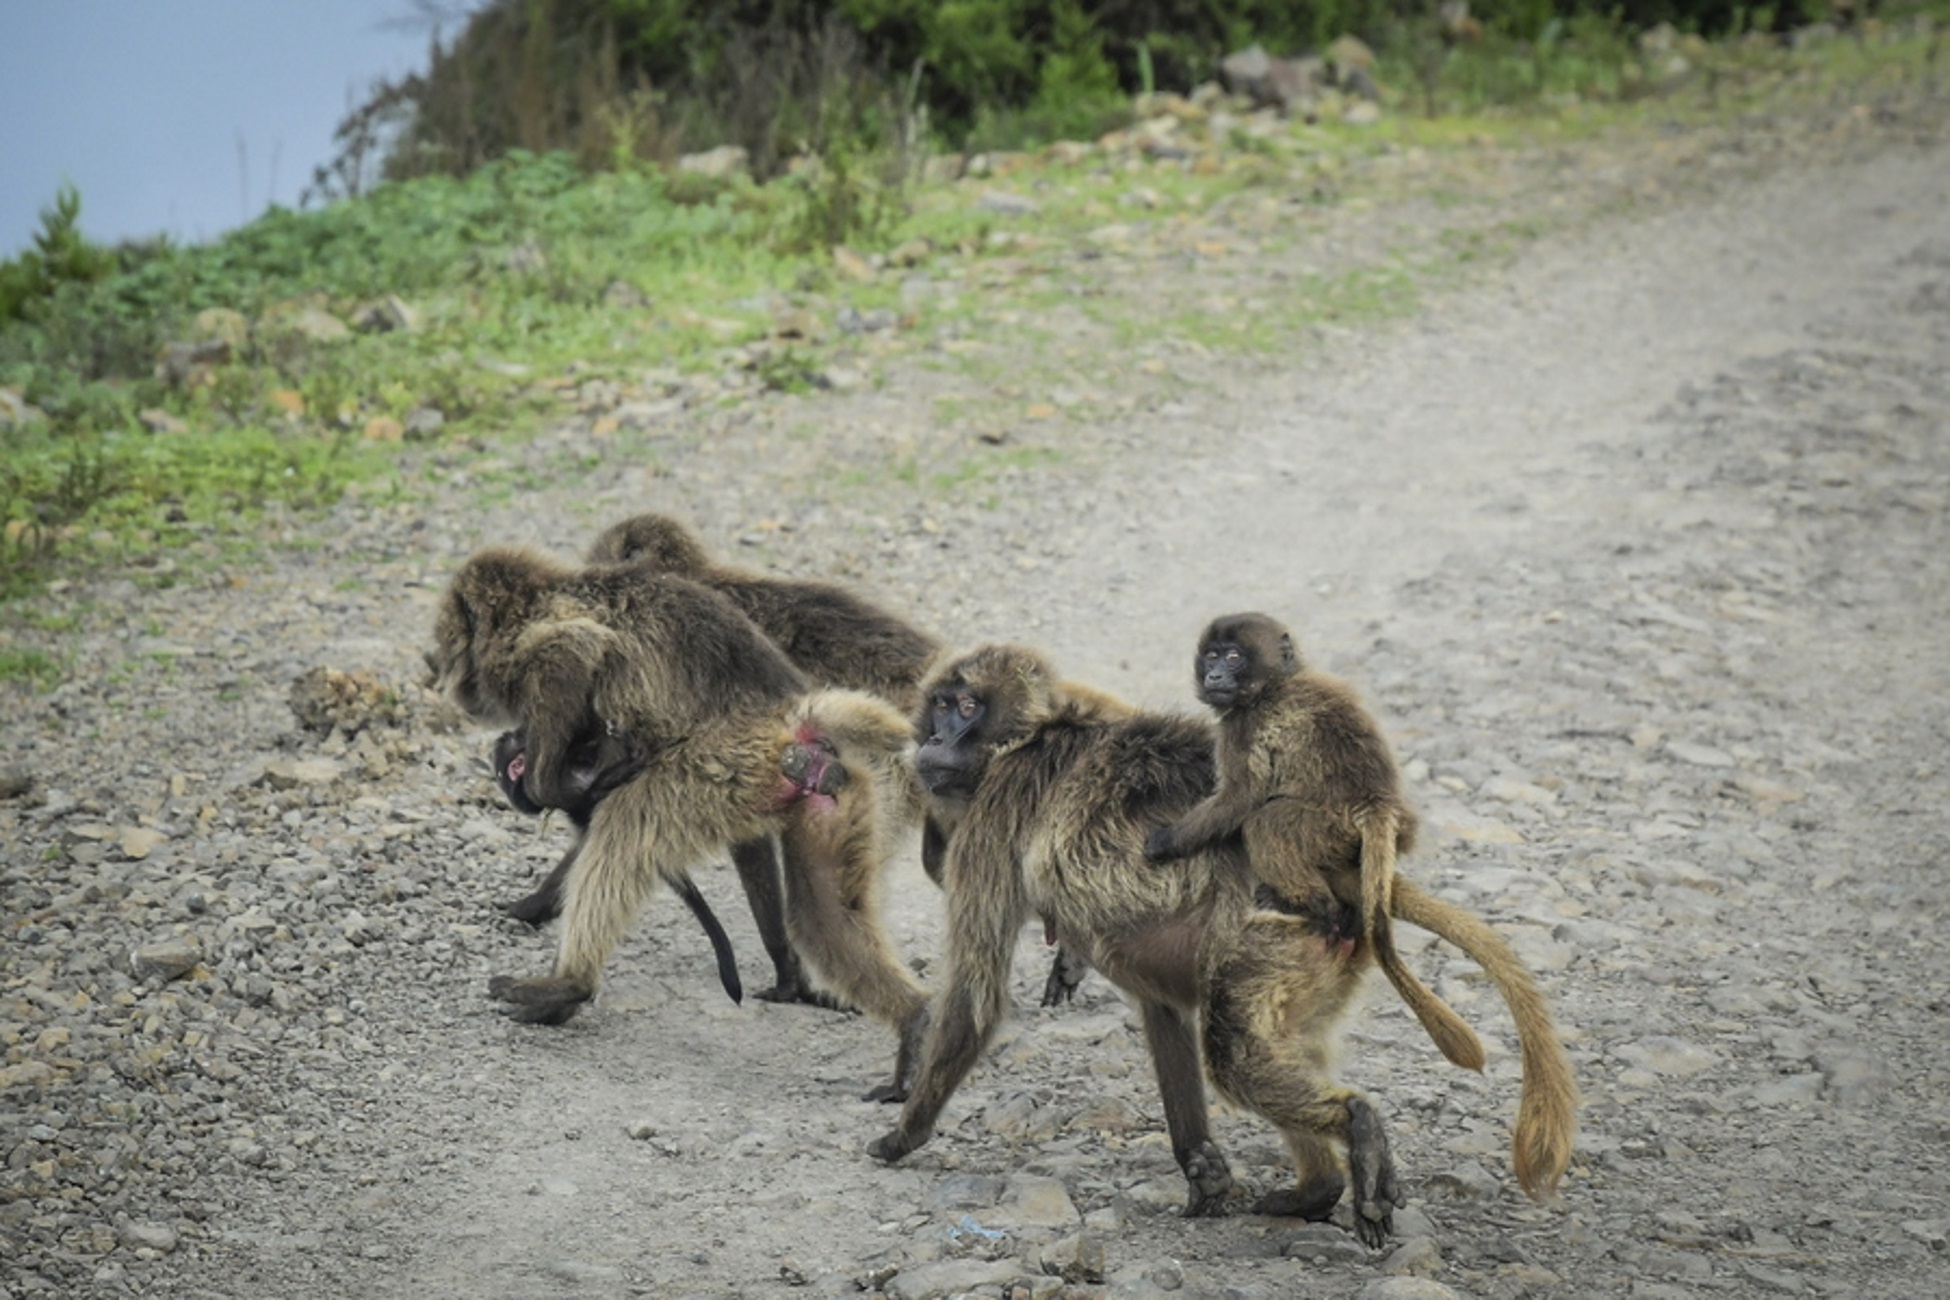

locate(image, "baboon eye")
[[1223, 649, 1243, 667], [957, 694, 978, 719]]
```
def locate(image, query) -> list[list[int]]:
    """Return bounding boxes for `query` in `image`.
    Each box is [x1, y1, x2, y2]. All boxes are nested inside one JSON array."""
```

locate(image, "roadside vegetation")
[[1, 0, 1943, 612]]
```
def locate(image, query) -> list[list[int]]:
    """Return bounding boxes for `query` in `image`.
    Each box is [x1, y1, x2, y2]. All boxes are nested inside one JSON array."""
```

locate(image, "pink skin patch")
[[506, 752, 527, 783], [774, 730, 841, 814]]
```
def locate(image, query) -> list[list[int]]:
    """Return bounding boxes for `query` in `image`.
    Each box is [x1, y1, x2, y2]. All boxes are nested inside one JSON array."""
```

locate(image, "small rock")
[[129, 939, 200, 982], [118, 1221, 178, 1253], [138, 408, 190, 434], [1425, 1162, 1501, 1200], [678, 145, 749, 179], [1282, 1222, 1370, 1263], [404, 407, 446, 439], [261, 757, 345, 789], [977, 190, 1041, 217], [0, 768, 33, 799], [1361, 1278, 1458, 1300], [1666, 740, 1735, 767], [1041, 1232, 1107, 1283], [1617, 1036, 1720, 1078], [118, 827, 168, 860], [1380, 1237, 1443, 1276]]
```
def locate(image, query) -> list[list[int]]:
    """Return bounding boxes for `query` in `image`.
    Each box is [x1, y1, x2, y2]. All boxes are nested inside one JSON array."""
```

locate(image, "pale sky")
[[0, 2, 479, 257]]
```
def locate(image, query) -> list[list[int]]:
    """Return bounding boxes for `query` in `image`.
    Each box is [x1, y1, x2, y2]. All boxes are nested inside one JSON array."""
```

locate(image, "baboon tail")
[[1392, 878, 1577, 1199], [671, 873, 744, 1005], [1363, 821, 1485, 1071]]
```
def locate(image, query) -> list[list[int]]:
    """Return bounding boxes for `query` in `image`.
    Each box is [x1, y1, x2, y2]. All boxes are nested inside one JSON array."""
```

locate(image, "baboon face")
[[491, 730, 543, 816], [1195, 613, 1297, 711], [586, 513, 710, 574], [913, 645, 1054, 799]]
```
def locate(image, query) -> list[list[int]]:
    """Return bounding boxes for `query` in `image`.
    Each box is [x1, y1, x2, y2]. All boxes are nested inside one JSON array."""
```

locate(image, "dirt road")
[[3, 100, 1947, 1299]]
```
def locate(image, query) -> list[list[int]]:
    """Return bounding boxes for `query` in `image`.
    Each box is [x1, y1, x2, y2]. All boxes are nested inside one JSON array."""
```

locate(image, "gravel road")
[[4, 93, 1947, 1300]]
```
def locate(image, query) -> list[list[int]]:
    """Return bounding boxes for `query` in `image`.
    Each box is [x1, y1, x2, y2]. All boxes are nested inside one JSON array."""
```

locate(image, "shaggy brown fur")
[[427, 546, 928, 1097], [1145, 611, 1485, 1073]]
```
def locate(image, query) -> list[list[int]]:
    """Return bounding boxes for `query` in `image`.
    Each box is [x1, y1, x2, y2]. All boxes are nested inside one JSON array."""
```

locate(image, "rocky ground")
[[4, 81, 1949, 1300]]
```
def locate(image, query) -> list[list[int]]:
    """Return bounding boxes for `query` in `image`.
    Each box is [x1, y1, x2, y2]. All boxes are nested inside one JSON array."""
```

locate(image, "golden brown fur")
[[871, 644, 1399, 1240], [870, 643, 1576, 1234], [1147, 612, 1486, 1074], [427, 546, 928, 1093]]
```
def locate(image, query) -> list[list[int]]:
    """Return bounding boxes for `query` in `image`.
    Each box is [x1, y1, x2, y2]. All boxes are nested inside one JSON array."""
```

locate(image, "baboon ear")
[[1278, 632, 1296, 672]]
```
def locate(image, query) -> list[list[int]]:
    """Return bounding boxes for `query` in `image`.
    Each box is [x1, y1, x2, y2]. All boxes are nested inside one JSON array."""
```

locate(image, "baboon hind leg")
[[730, 836, 841, 1008], [779, 821, 928, 1102], [1139, 1000, 1234, 1216]]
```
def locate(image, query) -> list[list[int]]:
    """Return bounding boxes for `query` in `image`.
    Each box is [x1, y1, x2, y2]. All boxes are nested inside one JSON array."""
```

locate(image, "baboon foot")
[[1040, 946, 1090, 1006], [864, 1005, 931, 1103], [1180, 1140, 1236, 1217], [487, 974, 592, 1026], [1254, 1175, 1345, 1222], [780, 738, 847, 801], [1345, 1095, 1401, 1248], [866, 1125, 927, 1163], [501, 888, 562, 927], [752, 977, 849, 1011]]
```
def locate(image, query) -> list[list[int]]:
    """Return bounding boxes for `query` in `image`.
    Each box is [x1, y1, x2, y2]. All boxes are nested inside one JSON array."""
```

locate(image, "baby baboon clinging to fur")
[[1144, 612, 1485, 1072], [427, 546, 930, 1098], [490, 725, 742, 1005]]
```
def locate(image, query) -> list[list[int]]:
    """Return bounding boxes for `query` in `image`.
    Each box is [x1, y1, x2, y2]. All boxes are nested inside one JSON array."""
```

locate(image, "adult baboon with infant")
[[426, 546, 930, 1098], [495, 513, 942, 1005], [490, 724, 743, 1006], [869, 645, 1576, 1239]]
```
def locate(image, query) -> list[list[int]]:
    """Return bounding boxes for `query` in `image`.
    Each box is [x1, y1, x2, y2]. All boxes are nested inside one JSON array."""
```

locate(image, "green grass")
[[0, 647, 62, 689], [2, 21, 1942, 600]]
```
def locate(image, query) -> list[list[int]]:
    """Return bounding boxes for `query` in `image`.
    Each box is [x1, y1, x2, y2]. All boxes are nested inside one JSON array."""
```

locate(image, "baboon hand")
[[1142, 824, 1182, 863]]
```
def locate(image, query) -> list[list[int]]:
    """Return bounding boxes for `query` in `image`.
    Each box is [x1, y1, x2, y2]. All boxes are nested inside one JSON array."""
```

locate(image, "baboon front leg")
[[1140, 1000, 1234, 1217], [730, 837, 834, 1006], [504, 842, 575, 926], [488, 808, 661, 1025], [868, 985, 988, 1161]]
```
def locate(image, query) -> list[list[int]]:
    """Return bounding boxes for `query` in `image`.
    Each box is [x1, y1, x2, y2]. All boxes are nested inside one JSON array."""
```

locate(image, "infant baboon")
[[490, 725, 741, 1005], [1145, 612, 1484, 1071]]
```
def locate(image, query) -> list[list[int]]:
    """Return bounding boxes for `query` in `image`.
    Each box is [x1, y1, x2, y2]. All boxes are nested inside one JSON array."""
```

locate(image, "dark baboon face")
[[913, 645, 1054, 798], [1195, 613, 1297, 711], [491, 730, 544, 816], [585, 513, 711, 574]]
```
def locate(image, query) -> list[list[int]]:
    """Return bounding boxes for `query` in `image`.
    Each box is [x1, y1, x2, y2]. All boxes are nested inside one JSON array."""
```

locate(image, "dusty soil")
[[4, 89, 1948, 1299]]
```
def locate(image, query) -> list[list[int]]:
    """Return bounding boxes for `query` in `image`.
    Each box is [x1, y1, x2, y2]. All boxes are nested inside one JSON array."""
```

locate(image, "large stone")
[[130, 939, 200, 982]]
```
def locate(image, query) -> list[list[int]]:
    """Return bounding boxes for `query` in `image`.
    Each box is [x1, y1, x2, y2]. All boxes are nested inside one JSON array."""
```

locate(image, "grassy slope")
[[0, 23, 1942, 623]]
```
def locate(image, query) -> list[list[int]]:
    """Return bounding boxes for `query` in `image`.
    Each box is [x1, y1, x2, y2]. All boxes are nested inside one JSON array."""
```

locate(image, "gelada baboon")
[[1144, 612, 1485, 1072], [490, 725, 742, 1005], [870, 646, 1576, 1238], [484, 512, 942, 1007], [586, 512, 1094, 1007], [427, 547, 930, 1098]]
